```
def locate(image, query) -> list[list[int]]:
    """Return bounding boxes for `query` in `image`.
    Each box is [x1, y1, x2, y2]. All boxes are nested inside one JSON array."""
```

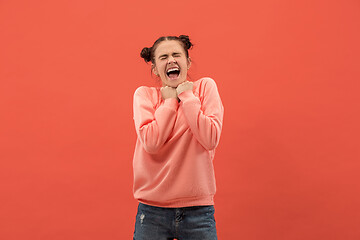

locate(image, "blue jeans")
[[133, 203, 218, 240]]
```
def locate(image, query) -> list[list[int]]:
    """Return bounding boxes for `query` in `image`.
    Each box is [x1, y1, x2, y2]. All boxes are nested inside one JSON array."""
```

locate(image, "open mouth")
[[166, 67, 180, 80]]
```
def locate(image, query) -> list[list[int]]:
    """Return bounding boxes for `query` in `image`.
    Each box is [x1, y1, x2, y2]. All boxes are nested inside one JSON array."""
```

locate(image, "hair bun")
[[140, 47, 152, 62], [179, 35, 193, 50]]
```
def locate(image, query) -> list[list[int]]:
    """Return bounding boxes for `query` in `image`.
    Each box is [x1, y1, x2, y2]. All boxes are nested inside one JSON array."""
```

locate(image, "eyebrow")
[[158, 52, 182, 59]]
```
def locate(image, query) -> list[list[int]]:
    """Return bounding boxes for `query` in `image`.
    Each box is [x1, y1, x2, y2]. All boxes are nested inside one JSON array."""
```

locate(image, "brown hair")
[[140, 35, 193, 63]]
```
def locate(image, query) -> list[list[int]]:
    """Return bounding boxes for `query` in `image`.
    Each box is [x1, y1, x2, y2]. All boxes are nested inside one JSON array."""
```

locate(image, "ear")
[[152, 64, 158, 76], [187, 57, 192, 69]]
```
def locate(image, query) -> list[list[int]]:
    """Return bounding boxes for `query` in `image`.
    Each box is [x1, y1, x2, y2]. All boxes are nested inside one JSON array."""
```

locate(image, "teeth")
[[167, 67, 179, 73]]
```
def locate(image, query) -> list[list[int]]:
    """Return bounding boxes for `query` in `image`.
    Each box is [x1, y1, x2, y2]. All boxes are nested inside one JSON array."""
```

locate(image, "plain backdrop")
[[1, 0, 359, 239]]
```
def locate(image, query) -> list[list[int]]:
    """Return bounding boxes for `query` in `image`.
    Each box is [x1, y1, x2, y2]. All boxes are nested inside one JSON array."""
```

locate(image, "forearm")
[[179, 90, 223, 150], [135, 98, 178, 153]]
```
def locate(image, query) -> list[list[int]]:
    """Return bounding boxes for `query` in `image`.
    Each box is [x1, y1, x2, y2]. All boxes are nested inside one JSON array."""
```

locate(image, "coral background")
[[1, 0, 359, 239]]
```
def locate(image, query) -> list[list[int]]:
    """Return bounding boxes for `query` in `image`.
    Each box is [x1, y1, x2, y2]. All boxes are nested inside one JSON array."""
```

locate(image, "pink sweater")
[[132, 77, 224, 208]]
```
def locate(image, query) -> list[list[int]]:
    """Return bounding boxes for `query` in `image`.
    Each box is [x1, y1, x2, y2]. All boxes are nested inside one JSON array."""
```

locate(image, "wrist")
[[176, 88, 189, 95], [178, 89, 195, 101]]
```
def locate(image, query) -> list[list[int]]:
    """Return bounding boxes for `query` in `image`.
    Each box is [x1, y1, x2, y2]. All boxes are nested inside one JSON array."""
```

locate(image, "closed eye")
[[159, 54, 168, 60]]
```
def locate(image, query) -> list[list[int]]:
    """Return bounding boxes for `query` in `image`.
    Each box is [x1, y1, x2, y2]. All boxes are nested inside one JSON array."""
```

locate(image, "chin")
[[165, 79, 183, 88]]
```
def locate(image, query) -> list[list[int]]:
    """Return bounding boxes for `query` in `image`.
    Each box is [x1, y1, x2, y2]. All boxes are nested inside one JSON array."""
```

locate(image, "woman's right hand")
[[161, 86, 178, 100]]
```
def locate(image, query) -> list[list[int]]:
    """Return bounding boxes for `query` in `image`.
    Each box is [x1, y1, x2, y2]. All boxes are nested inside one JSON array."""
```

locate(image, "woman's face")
[[152, 40, 191, 88]]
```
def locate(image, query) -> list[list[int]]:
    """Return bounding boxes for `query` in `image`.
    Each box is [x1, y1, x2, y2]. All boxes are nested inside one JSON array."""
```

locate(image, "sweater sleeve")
[[178, 78, 224, 151], [133, 87, 179, 154]]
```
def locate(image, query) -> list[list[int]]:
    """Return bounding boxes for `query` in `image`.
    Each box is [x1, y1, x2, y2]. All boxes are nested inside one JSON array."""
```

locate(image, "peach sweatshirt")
[[132, 77, 224, 208]]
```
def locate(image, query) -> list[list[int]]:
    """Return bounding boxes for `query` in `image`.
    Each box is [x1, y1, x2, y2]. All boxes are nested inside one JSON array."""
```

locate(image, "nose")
[[168, 56, 176, 64]]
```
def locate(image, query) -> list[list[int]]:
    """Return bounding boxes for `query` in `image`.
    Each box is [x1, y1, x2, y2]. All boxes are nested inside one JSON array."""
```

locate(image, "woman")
[[132, 35, 224, 240]]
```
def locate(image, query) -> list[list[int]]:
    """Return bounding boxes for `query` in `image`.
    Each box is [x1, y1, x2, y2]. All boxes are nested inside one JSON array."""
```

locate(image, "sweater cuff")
[[163, 98, 179, 109], [178, 90, 196, 102]]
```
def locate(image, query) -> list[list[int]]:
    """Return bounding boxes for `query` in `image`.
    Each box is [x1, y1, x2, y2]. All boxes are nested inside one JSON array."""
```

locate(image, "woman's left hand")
[[176, 81, 193, 95]]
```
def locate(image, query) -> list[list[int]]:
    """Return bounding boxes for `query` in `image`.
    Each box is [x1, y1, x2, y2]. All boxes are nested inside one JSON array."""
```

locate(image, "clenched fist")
[[161, 86, 178, 100], [176, 81, 193, 95]]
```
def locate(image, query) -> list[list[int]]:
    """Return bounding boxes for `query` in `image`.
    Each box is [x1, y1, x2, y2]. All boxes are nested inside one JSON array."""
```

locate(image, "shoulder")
[[134, 86, 150, 96], [133, 86, 161, 107], [193, 77, 219, 94], [194, 77, 218, 88], [134, 86, 159, 98]]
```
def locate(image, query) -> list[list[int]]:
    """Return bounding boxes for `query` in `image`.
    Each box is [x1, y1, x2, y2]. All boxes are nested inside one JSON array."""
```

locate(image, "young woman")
[[132, 35, 224, 240]]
